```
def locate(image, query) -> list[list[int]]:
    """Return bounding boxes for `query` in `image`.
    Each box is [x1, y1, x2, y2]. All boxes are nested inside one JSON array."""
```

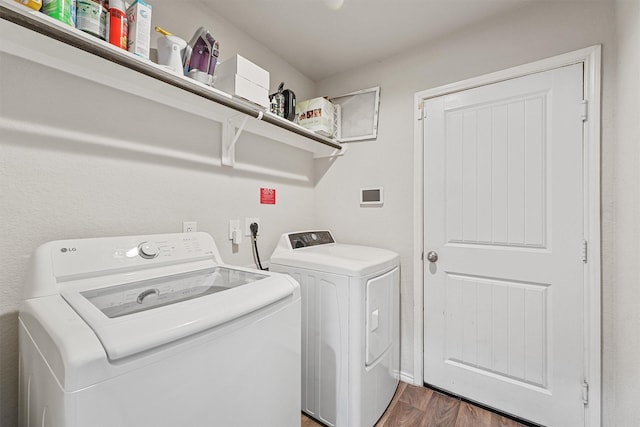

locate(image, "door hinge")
[[582, 380, 589, 404], [581, 240, 588, 263], [581, 100, 588, 121], [418, 101, 425, 121]]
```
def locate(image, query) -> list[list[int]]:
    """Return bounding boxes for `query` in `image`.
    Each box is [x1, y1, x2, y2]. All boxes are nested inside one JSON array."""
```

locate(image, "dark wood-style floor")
[[301, 382, 526, 427]]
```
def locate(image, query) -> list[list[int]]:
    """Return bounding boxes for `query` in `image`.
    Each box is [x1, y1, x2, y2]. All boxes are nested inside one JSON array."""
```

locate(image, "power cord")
[[250, 222, 267, 271]]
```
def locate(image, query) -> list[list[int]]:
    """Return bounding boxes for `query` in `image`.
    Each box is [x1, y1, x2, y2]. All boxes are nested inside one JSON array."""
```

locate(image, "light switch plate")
[[229, 220, 241, 239]]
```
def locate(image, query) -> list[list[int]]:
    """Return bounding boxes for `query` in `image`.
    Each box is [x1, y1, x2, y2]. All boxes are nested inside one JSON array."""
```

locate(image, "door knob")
[[426, 251, 438, 263]]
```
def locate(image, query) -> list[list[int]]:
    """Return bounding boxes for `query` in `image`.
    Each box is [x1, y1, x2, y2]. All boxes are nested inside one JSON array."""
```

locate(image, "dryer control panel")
[[288, 231, 334, 249]]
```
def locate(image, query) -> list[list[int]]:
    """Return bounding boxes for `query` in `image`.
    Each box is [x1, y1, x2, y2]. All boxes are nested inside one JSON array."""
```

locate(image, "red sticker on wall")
[[260, 188, 276, 204]]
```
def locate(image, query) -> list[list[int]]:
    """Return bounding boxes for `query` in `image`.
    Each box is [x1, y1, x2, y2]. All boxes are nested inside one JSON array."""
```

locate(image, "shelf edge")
[[0, 2, 342, 151]]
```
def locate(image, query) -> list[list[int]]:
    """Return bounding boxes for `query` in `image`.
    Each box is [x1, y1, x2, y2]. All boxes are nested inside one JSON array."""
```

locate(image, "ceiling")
[[198, 0, 534, 81]]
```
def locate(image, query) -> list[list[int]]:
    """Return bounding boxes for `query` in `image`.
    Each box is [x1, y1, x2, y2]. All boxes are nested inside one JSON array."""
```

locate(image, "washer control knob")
[[310, 233, 318, 241], [138, 242, 160, 259]]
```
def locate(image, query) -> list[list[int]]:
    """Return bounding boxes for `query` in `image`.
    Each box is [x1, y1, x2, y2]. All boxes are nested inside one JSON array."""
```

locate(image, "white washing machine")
[[270, 231, 400, 427], [19, 232, 301, 427]]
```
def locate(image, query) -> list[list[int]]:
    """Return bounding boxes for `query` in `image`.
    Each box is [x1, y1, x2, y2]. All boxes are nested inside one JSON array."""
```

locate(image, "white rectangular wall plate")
[[183, 221, 197, 232], [228, 219, 242, 244]]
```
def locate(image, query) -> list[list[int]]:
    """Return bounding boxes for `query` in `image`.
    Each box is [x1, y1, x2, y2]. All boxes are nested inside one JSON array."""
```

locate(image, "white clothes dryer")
[[270, 231, 400, 427], [19, 232, 301, 427]]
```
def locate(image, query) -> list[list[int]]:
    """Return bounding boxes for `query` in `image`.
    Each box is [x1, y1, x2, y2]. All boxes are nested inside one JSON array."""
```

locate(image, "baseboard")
[[399, 371, 416, 385]]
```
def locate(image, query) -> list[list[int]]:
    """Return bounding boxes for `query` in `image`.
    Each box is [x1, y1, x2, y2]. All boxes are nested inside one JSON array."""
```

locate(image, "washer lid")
[[270, 243, 399, 276], [61, 266, 296, 360]]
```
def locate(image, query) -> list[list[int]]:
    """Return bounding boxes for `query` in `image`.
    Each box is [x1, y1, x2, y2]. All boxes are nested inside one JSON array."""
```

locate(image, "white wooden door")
[[423, 64, 585, 426]]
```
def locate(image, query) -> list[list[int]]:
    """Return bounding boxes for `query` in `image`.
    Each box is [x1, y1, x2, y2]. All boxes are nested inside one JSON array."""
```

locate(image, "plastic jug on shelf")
[[155, 26, 187, 75]]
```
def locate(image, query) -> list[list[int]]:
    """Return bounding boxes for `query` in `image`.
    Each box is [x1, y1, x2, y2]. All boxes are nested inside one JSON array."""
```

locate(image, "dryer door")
[[365, 267, 399, 365]]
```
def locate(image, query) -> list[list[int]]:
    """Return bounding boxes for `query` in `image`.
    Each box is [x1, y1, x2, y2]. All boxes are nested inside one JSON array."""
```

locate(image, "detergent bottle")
[[41, 0, 74, 26]]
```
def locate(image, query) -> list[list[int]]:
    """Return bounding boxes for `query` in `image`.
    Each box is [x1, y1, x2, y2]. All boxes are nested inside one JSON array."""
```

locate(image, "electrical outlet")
[[245, 218, 260, 236], [183, 221, 197, 233]]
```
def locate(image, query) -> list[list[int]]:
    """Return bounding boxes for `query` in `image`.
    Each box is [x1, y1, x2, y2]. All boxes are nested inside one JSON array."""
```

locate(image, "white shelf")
[[0, 0, 342, 166]]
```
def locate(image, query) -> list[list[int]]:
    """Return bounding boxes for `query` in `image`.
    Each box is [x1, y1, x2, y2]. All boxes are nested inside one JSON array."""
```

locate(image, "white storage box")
[[216, 74, 269, 108], [216, 54, 269, 89], [126, 0, 152, 59], [216, 54, 270, 107], [295, 97, 336, 137]]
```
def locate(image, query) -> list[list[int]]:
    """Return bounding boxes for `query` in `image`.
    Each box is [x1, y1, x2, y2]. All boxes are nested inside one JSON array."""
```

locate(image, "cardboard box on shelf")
[[295, 97, 336, 137], [126, 0, 152, 59]]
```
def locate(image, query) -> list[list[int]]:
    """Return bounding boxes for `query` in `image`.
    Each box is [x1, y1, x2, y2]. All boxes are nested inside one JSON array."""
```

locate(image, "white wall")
[[315, 0, 619, 418], [0, 4, 317, 424], [606, 1, 640, 425], [3, 1, 638, 425], [151, 1, 316, 100]]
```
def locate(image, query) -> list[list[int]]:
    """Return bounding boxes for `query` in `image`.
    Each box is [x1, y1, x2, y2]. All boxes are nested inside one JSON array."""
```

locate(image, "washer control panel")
[[138, 242, 160, 259], [288, 231, 334, 249], [49, 232, 219, 280]]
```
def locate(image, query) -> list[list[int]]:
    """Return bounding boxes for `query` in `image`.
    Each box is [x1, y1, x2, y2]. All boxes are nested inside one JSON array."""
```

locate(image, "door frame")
[[412, 45, 601, 426]]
